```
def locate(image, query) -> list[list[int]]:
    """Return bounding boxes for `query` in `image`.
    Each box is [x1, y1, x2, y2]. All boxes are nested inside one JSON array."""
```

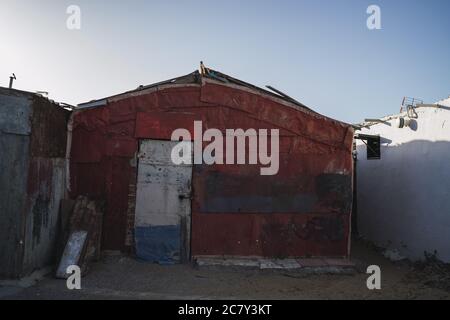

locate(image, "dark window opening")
[[366, 136, 380, 160], [355, 134, 381, 160]]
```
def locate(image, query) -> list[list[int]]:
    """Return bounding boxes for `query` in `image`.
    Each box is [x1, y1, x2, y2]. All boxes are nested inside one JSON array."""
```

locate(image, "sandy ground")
[[1, 239, 450, 300]]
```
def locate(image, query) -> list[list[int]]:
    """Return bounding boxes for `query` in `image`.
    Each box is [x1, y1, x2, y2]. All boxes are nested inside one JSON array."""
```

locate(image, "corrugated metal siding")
[[22, 157, 66, 275], [70, 83, 353, 258], [0, 89, 69, 278], [22, 96, 69, 275]]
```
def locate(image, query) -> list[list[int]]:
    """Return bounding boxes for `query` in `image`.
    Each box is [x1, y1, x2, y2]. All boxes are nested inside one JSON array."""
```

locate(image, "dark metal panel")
[[194, 167, 318, 213], [0, 133, 30, 278], [0, 92, 32, 278], [0, 93, 32, 135], [191, 213, 349, 258], [316, 174, 353, 214]]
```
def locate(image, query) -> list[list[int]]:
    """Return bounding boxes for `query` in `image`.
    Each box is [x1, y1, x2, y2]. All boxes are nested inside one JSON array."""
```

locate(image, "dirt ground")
[[1, 239, 450, 300]]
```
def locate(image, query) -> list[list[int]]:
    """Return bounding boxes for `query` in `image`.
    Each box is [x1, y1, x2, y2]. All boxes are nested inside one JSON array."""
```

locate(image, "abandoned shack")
[[0, 87, 70, 279], [69, 68, 354, 263]]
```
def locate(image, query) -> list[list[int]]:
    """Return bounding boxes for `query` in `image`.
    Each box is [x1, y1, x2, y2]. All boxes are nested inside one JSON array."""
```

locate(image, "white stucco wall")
[[356, 105, 450, 262]]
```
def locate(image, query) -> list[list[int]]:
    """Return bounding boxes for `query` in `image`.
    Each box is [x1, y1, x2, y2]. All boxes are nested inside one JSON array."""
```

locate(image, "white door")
[[134, 140, 193, 264]]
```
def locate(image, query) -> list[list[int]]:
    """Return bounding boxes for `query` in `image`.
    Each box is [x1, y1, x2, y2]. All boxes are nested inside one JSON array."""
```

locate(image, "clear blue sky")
[[1, 0, 449, 123]]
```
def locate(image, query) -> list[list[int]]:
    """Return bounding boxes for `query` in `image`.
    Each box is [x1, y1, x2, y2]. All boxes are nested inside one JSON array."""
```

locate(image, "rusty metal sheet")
[[22, 158, 66, 275], [105, 137, 137, 157], [102, 157, 133, 250], [135, 111, 197, 140], [22, 97, 69, 276], [70, 162, 107, 198], [200, 82, 352, 150], [71, 127, 105, 163], [191, 213, 349, 258], [30, 96, 69, 157], [0, 90, 69, 278]]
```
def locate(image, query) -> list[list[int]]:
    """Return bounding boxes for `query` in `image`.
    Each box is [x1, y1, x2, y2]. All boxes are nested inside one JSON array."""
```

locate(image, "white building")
[[356, 96, 450, 262]]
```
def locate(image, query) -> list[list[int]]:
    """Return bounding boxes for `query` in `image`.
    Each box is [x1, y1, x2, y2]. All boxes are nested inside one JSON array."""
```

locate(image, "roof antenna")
[[9, 73, 16, 89]]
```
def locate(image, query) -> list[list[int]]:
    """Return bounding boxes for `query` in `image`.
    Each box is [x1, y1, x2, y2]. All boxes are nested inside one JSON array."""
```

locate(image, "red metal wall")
[[70, 82, 354, 257]]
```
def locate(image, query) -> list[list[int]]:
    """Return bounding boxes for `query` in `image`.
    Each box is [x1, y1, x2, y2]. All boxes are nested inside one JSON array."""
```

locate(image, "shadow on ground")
[[1, 239, 449, 300]]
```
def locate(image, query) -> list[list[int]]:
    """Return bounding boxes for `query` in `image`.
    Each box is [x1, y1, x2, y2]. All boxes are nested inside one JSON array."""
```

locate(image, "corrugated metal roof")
[[0, 86, 42, 98], [0, 86, 75, 110], [77, 68, 314, 112]]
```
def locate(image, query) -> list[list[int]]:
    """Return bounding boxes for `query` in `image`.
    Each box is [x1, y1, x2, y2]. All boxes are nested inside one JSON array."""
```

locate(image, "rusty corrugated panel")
[[124, 169, 137, 250], [135, 112, 197, 139], [102, 157, 133, 250], [191, 213, 349, 257], [22, 96, 70, 275], [23, 157, 66, 275], [0, 89, 70, 278], [29, 95, 69, 158]]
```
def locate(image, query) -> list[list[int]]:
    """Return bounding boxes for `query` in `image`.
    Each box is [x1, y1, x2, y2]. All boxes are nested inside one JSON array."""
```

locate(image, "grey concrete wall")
[[356, 106, 450, 262]]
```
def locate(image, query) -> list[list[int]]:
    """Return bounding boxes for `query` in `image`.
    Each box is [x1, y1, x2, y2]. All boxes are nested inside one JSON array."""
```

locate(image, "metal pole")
[[9, 73, 16, 89]]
